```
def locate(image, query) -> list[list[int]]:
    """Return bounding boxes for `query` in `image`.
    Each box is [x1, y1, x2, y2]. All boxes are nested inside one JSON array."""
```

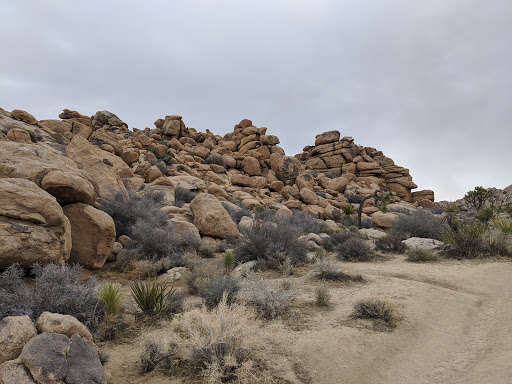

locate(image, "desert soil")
[[102, 255, 512, 384]]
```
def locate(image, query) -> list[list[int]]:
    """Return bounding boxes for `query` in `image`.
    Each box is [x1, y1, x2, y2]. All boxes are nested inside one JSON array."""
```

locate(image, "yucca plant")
[[131, 280, 183, 316], [493, 217, 512, 234], [98, 283, 123, 318]]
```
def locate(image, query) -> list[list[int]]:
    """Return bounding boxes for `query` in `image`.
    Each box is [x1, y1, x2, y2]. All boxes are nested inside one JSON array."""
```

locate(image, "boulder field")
[[0, 107, 436, 270]]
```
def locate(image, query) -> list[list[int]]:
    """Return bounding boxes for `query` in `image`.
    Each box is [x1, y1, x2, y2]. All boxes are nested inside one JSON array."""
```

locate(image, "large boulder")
[[65, 135, 131, 197], [10, 110, 38, 126], [315, 131, 340, 146], [63, 204, 116, 269], [370, 211, 399, 228], [19, 333, 106, 384], [0, 316, 37, 364], [0, 141, 99, 204], [190, 194, 239, 239], [41, 170, 98, 205], [402, 237, 443, 251], [36, 312, 93, 343], [0, 178, 71, 270], [269, 154, 301, 182]]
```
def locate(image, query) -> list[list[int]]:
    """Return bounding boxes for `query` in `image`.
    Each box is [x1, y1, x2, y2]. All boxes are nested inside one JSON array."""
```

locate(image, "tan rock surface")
[[0, 178, 71, 269], [63, 203, 115, 269]]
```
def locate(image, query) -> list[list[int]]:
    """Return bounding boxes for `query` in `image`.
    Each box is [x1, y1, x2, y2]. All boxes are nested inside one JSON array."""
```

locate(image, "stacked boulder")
[[296, 130, 434, 203], [0, 108, 117, 270]]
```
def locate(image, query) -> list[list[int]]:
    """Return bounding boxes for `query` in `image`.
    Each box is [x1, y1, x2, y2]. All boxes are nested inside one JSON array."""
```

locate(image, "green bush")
[[223, 250, 235, 270], [131, 280, 183, 317], [476, 207, 494, 223], [98, 283, 123, 318]]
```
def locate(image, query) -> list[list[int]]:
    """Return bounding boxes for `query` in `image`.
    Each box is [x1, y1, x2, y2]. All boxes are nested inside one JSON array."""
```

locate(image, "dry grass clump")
[[405, 248, 439, 262], [314, 285, 331, 307], [314, 259, 364, 282], [140, 338, 172, 374], [241, 278, 297, 319], [352, 297, 402, 331], [170, 297, 278, 383], [374, 234, 407, 253]]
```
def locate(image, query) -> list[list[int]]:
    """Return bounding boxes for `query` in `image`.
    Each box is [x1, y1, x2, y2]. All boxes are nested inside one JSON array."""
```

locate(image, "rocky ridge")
[[0, 107, 435, 271]]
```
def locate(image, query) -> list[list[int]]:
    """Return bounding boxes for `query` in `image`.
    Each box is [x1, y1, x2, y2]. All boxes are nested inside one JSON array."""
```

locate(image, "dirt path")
[[286, 257, 512, 384]]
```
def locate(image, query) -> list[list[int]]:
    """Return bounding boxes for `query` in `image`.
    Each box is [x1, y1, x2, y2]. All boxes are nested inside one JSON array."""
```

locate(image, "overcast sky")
[[1, 0, 511, 201]]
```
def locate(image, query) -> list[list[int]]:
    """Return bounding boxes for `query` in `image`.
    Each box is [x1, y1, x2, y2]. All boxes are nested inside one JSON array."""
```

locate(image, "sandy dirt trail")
[[287, 257, 512, 384]]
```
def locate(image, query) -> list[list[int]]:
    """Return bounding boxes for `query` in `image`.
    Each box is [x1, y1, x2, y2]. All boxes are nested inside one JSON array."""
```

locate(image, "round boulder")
[[190, 194, 240, 239]]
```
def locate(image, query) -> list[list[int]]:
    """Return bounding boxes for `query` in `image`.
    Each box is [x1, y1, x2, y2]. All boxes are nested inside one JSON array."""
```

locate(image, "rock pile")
[[0, 313, 106, 384], [295, 130, 433, 203], [0, 106, 437, 270]]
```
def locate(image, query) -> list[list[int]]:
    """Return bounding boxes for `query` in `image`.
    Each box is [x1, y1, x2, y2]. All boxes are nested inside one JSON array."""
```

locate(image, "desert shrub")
[[254, 208, 276, 222], [487, 230, 512, 257], [127, 219, 182, 263], [98, 283, 123, 318], [314, 259, 364, 282], [321, 231, 360, 252], [352, 297, 402, 330], [221, 200, 252, 224], [223, 250, 235, 270], [391, 210, 449, 240], [131, 280, 184, 317], [159, 153, 175, 166], [197, 242, 217, 258], [335, 237, 375, 262], [241, 278, 296, 320], [97, 189, 168, 240], [315, 285, 331, 307], [170, 297, 277, 383], [276, 209, 326, 234], [343, 215, 372, 228], [199, 275, 240, 308], [140, 339, 172, 374], [442, 223, 489, 259], [204, 154, 225, 167], [0, 264, 101, 330], [234, 220, 307, 269], [0, 263, 33, 320], [342, 204, 355, 215], [149, 158, 169, 176], [135, 257, 178, 278], [374, 234, 407, 253], [185, 262, 223, 295], [174, 186, 196, 205], [476, 207, 494, 223], [405, 248, 439, 262]]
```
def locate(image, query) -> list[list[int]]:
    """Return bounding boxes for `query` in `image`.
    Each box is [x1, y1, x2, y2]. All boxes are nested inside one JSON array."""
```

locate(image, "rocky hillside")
[[0, 107, 435, 271]]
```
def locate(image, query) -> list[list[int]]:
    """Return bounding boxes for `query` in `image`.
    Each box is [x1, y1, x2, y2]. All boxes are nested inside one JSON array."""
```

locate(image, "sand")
[[102, 255, 512, 383]]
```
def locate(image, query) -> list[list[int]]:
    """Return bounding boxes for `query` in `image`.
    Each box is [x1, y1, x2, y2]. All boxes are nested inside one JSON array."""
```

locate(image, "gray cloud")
[[1, 0, 511, 200]]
